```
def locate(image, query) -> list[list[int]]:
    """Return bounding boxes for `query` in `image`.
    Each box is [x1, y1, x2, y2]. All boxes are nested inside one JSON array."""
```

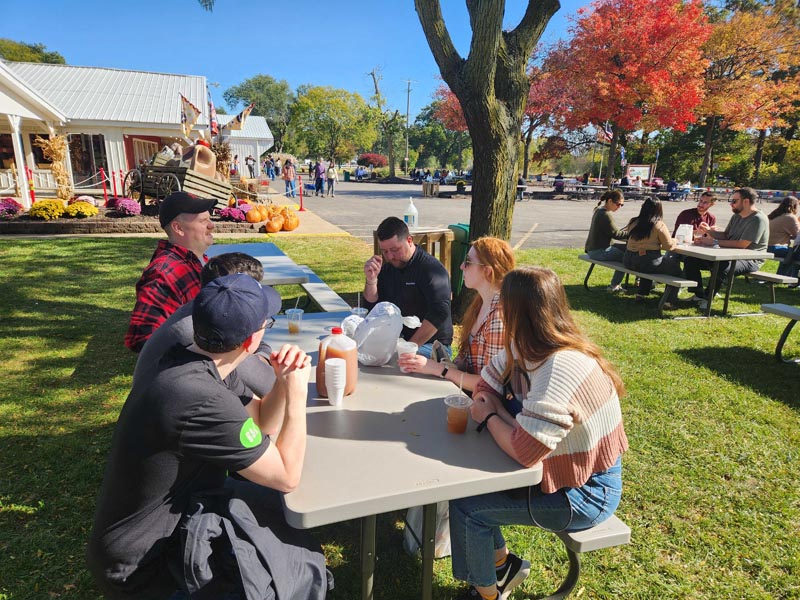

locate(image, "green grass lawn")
[[0, 236, 798, 599]]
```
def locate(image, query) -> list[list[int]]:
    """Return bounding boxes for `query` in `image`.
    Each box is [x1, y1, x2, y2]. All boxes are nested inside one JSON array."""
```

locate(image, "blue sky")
[[2, 0, 585, 120]]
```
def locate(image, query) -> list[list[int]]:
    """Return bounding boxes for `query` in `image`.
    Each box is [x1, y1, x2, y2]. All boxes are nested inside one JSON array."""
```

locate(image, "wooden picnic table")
[[205, 242, 310, 286]]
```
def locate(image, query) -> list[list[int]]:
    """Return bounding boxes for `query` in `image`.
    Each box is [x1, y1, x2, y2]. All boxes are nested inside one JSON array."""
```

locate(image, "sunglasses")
[[728, 198, 740, 204], [614, 201, 625, 206], [262, 317, 276, 330]]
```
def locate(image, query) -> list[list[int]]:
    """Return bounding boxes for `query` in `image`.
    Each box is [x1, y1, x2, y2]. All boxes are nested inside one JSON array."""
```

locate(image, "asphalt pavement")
[[292, 179, 734, 249]]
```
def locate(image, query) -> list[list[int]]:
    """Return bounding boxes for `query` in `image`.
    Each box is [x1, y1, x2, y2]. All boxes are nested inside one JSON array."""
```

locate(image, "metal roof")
[[217, 114, 273, 141], [5, 62, 207, 126]]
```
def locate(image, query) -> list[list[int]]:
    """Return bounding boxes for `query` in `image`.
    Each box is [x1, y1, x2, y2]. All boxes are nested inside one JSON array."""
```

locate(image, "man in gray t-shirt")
[[683, 187, 768, 306]]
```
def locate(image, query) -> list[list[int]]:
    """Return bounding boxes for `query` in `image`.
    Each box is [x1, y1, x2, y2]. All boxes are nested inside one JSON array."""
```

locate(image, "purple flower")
[[0, 198, 23, 220], [218, 207, 246, 222], [115, 198, 141, 216]]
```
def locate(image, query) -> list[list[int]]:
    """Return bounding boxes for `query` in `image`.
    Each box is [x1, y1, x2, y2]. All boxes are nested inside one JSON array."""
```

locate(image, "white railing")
[[0, 169, 15, 194], [32, 169, 56, 190]]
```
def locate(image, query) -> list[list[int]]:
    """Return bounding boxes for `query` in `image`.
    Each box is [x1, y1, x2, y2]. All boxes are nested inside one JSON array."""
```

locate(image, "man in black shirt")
[[363, 216, 453, 358], [88, 274, 326, 599]]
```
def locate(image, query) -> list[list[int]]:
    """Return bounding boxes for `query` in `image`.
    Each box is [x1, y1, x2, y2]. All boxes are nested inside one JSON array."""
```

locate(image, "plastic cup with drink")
[[286, 308, 304, 334], [396, 339, 418, 373], [443, 394, 473, 434], [324, 358, 347, 406], [351, 307, 368, 319]]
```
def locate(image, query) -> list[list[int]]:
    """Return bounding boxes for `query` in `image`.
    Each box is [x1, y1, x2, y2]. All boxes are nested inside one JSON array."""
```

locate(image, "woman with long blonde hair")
[[399, 237, 515, 391], [448, 267, 628, 600]]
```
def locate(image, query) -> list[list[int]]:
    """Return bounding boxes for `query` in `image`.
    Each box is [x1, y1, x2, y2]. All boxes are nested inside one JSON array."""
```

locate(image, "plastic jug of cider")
[[316, 327, 358, 398]]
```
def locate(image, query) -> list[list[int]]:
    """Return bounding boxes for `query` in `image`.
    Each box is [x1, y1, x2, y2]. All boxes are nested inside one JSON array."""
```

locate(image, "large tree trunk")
[[698, 116, 717, 187], [416, 0, 559, 241], [387, 133, 396, 177], [752, 128, 767, 186], [604, 123, 621, 186]]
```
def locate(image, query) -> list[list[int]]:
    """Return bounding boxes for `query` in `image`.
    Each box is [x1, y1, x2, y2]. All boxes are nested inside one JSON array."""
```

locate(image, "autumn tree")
[[547, 0, 710, 185], [224, 75, 294, 152], [415, 0, 559, 241], [408, 101, 471, 169], [431, 85, 471, 169], [697, 6, 800, 185], [290, 86, 377, 163]]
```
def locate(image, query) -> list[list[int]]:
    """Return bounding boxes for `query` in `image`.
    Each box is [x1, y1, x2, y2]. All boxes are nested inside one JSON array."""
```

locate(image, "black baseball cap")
[[193, 274, 282, 350], [159, 191, 217, 228]]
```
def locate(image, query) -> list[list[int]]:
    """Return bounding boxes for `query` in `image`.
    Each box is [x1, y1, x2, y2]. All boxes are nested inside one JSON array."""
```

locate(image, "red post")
[[119, 170, 125, 196], [25, 167, 36, 204], [99, 168, 109, 204], [298, 174, 305, 211], [111, 168, 118, 197]]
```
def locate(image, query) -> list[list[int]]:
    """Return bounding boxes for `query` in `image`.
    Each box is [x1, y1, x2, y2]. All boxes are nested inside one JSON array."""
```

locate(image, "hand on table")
[[398, 353, 437, 375], [470, 392, 502, 423], [270, 345, 311, 391]]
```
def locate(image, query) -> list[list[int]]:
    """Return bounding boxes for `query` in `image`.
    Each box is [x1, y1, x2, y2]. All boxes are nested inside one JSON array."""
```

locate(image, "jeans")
[[684, 257, 763, 298], [417, 342, 452, 360], [450, 457, 622, 587], [284, 180, 296, 198], [623, 250, 683, 300], [327, 178, 335, 195], [586, 246, 625, 286]]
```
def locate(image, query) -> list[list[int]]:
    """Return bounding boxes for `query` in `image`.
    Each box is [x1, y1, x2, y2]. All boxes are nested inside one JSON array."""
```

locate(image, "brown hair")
[[499, 267, 625, 397], [597, 189, 623, 207], [457, 237, 516, 354], [768, 196, 799, 220]]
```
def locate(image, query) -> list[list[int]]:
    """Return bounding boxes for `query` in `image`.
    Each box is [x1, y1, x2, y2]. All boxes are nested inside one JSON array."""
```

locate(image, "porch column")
[[7, 114, 31, 208]]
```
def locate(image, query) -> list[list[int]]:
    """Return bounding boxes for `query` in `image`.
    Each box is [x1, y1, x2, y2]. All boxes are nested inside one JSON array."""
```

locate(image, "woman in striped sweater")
[[449, 267, 628, 600]]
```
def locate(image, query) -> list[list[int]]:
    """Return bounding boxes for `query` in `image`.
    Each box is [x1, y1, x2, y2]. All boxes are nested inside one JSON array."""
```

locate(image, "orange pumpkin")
[[282, 210, 300, 231], [265, 215, 285, 233]]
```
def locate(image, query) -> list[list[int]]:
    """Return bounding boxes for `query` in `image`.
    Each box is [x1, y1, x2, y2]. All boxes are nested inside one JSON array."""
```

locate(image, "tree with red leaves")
[[548, 0, 710, 184]]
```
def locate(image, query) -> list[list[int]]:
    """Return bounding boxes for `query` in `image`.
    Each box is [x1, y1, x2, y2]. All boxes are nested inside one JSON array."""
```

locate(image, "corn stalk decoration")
[[212, 141, 232, 182], [34, 135, 72, 201]]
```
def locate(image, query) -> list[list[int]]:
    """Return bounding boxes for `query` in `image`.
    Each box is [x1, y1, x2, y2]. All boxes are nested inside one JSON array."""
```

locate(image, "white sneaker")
[[689, 294, 704, 303], [698, 299, 708, 310]]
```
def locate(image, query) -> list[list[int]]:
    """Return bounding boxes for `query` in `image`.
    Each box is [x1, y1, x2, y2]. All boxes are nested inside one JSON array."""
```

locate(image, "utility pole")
[[403, 79, 413, 175]]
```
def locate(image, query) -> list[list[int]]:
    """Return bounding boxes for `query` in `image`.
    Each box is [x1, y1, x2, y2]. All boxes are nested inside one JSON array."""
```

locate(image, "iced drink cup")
[[351, 307, 368, 319], [286, 308, 304, 334], [396, 340, 418, 372], [444, 394, 473, 434]]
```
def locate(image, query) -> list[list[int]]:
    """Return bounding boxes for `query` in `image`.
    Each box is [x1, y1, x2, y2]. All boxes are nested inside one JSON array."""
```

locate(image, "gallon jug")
[[316, 327, 358, 398], [403, 198, 419, 230]]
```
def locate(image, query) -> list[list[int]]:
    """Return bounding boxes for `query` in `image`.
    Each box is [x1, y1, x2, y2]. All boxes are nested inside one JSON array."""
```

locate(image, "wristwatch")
[[439, 365, 449, 379]]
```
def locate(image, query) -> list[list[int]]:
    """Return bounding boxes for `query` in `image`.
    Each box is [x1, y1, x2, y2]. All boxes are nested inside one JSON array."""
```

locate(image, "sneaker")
[[606, 284, 624, 293], [689, 294, 704, 303], [698, 299, 708, 310], [496, 553, 530, 600]]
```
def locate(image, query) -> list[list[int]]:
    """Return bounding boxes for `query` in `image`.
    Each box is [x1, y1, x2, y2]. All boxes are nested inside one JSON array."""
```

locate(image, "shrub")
[[64, 201, 99, 218], [357, 153, 388, 168], [115, 199, 141, 216], [28, 199, 65, 220], [0, 198, 23, 220], [218, 207, 246, 222]]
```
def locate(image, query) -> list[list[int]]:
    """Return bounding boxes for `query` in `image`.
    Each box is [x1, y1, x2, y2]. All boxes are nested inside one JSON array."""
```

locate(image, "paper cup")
[[443, 394, 473, 434], [396, 340, 418, 372], [286, 308, 304, 334], [324, 358, 346, 406]]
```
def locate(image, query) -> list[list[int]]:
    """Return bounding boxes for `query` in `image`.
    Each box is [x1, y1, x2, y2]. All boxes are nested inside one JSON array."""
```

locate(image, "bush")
[[64, 201, 99, 218], [0, 198, 23, 220], [218, 207, 246, 222], [115, 198, 141, 217], [106, 197, 130, 210], [357, 153, 388, 168], [28, 199, 65, 220]]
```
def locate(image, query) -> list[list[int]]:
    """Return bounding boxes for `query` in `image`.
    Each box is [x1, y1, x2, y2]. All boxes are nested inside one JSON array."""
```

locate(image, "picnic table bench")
[[760, 303, 800, 363], [579, 254, 696, 316], [297, 265, 351, 312]]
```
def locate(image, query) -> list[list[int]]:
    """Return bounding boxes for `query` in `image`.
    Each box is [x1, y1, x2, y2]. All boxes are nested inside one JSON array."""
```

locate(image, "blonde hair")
[[499, 267, 625, 397], [457, 237, 516, 356]]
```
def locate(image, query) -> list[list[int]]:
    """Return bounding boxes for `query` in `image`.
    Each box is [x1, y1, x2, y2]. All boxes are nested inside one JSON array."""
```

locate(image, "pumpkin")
[[265, 215, 284, 233], [282, 210, 300, 231], [246, 208, 262, 223], [228, 197, 237, 207]]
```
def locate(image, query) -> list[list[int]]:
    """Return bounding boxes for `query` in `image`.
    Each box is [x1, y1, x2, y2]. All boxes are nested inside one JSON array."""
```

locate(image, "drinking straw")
[[294, 296, 300, 309], [459, 372, 464, 395]]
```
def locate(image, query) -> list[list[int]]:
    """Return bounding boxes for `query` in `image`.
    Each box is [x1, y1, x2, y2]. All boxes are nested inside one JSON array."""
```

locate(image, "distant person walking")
[[282, 159, 297, 198], [326, 161, 338, 197], [245, 154, 256, 178]]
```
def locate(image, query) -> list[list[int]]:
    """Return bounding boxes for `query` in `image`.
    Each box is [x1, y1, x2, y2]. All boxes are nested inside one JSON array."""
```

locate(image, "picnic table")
[[206, 242, 310, 286], [267, 312, 543, 600], [671, 244, 774, 317]]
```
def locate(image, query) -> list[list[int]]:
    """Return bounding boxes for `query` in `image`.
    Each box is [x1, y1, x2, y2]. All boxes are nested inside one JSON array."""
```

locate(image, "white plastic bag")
[[403, 503, 451, 558], [353, 302, 421, 366]]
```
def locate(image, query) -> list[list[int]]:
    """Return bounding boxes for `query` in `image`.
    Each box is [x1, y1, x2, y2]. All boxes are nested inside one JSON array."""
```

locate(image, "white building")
[[0, 61, 273, 207]]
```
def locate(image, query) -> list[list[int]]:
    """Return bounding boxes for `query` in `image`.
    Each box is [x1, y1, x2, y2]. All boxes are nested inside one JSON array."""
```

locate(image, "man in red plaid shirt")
[[124, 192, 216, 352]]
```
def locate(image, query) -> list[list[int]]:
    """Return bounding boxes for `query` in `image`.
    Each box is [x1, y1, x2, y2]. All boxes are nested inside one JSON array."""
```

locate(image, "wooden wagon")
[[123, 161, 232, 211]]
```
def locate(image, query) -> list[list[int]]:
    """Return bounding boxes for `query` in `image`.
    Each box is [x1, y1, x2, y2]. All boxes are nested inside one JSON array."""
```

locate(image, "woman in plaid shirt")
[[398, 237, 515, 391]]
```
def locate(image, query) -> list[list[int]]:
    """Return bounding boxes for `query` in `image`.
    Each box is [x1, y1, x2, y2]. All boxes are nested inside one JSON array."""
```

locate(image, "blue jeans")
[[284, 180, 296, 198], [417, 342, 452, 360], [449, 457, 622, 588], [586, 246, 625, 286]]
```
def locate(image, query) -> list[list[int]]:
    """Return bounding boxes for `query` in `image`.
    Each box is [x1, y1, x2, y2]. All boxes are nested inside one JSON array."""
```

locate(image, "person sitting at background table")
[[619, 173, 630, 187], [623, 197, 683, 306], [767, 196, 799, 269], [449, 266, 628, 600], [672, 191, 717, 236], [398, 237, 515, 392], [584, 189, 629, 292], [685, 187, 769, 309]]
